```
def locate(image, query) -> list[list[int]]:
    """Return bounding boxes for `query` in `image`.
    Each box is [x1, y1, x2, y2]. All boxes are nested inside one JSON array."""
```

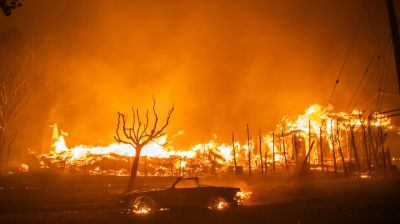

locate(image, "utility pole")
[[387, 0, 400, 93]]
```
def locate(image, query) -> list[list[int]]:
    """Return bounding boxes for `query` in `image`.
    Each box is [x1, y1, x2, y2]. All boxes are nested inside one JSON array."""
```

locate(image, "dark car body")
[[123, 177, 242, 212]]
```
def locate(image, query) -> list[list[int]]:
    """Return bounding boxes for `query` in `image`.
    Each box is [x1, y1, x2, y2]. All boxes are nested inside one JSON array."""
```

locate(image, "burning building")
[[39, 104, 398, 177]]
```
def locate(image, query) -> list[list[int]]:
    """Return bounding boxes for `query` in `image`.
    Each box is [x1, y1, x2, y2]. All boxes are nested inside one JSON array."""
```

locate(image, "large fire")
[[39, 104, 396, 176]]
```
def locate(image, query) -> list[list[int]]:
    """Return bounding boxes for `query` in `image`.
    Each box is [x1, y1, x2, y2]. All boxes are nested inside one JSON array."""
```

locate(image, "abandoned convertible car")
[[124, 177, 248, 214]]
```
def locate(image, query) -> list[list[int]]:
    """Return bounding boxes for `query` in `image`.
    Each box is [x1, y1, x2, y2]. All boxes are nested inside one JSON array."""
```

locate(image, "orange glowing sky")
[[0, 0, 399, 155]]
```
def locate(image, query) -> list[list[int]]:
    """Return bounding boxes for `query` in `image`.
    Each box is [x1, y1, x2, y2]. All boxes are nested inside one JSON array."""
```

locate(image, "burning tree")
[[115, 98, 174, 192]]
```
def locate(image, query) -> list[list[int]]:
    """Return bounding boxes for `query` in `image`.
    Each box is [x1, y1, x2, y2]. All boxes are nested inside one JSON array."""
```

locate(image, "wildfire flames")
[[39, 104, 396, 176]]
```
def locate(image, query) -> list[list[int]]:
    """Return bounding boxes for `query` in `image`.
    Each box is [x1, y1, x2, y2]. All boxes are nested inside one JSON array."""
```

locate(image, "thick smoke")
[[0, 0, 397, 156]]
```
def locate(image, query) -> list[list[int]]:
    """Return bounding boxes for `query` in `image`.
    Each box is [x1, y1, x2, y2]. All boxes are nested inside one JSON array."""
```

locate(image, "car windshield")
[[174, 179, 198, 189]]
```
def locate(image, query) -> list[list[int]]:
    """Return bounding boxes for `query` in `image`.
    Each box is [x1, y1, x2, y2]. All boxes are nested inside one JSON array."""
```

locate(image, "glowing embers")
[[131, 197, 157, 215], [359, 172, 372, 179], [39, 103, 395, 175], [235, 191, 252, 205], [207, 197, 229, 210]]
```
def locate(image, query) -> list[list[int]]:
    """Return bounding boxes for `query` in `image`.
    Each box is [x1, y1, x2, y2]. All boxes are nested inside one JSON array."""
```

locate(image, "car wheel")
[[207, 196, 229, 210], [131, 196, 157, 214]]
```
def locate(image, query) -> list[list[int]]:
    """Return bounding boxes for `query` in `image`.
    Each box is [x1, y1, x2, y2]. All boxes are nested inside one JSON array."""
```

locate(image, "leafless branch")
[[151, 97, 158, 135], [115, 99, 174, 150], [131, 107, 137, 141], [114, 113, 135, 147]]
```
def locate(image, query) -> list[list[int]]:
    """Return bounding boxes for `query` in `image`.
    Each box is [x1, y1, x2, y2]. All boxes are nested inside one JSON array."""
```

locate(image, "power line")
[[348, 29, 392, 112], [377, 43, 394, 111], [363, 0, 379, 45], [372, 29, 393, 111], [345, 49, 377, 112], [327, 21, 361, 105]]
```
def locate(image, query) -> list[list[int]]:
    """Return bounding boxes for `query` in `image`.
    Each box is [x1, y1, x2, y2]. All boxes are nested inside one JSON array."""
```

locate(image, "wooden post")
[[367, 120, 379, 167], [300, 141, 315, 174], [336, 120, 347, 174], [350, 124, 361, 170], [319, 127, 324, 171], [379, 127, 387, 168], [361, 120, 370, 170], [272, 132, 276, 174], [330, 121, 337, 173], [232, 132, 238, 176], [259, 129, 264, 175], [281, 127, 289, 171], [247, 124, 252, 176]]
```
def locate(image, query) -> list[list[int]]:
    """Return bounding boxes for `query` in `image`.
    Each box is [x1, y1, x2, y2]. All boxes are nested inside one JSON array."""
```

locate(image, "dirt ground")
[[0, 173, 399, 224]]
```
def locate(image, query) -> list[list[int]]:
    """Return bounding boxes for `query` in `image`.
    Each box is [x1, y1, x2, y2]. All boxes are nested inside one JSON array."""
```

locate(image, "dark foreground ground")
[[0, 173, 399, 224]]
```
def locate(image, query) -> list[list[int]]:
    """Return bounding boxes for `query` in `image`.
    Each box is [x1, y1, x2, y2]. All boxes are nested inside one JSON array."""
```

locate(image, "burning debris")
[[39, 104, 398, 177]]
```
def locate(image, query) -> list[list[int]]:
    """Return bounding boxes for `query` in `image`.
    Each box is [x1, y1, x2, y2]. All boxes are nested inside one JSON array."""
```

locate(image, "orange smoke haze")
[[0, 0, 398, 156]]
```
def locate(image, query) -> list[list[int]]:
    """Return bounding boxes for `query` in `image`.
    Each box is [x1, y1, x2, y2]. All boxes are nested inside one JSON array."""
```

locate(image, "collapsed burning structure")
[[39, 104, 398, 177]]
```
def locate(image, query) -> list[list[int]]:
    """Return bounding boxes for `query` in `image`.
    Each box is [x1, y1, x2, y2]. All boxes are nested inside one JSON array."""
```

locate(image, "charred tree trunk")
[[127, 147, 142, 192], [115, 98, 174, 193]]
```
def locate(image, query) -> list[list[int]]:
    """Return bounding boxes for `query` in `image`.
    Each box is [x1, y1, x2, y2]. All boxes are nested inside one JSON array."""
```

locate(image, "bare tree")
[[0, 32, 36, 165], [114, 98, 174, 192]]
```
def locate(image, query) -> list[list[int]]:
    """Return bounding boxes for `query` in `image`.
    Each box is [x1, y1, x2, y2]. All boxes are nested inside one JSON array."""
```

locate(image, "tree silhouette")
[[114, 98, 174, 192]]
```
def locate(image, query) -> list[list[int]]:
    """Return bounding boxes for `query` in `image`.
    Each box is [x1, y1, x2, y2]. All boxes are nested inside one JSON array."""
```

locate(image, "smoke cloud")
[[0, 0, 397, 156]]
